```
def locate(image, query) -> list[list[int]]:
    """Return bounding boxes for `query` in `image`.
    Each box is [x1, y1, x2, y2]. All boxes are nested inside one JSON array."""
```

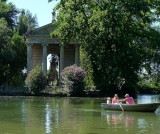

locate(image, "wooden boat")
[[101, 103, 160, 112]]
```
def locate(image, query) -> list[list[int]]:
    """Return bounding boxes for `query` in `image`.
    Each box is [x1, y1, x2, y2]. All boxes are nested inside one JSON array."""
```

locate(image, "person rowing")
[[119, 94, 135, 104]]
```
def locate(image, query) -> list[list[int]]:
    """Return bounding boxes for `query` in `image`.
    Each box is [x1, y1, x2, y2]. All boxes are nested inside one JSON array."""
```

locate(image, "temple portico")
[[26, 23, 79, 77]]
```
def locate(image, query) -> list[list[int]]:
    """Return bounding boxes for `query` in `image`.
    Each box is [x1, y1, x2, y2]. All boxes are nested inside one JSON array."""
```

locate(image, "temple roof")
[[26, 22, 77, 45], [30, 23, 56, 36]]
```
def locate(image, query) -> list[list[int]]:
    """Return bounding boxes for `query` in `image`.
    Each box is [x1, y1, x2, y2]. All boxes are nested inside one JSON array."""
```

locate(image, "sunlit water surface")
[[0, 95, 160, 134]]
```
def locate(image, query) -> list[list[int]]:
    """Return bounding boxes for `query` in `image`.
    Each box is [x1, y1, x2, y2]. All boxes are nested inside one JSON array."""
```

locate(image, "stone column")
[[42, 43, 48, 75], [75, 45, 79, 66], [60, 45, 64, 77], [27, 43, 32, 73]]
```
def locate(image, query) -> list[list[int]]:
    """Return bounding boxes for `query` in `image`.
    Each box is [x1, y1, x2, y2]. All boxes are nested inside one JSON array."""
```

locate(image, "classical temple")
[[25, 11, 80, 79]]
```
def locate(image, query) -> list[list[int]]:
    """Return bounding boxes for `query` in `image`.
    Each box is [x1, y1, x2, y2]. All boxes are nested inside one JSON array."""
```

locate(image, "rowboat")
[[101, 103, 160, 112]]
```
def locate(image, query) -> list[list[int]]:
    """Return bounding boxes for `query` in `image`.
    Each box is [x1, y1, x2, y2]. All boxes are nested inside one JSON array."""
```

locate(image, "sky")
[[8, 0, 59, 27]]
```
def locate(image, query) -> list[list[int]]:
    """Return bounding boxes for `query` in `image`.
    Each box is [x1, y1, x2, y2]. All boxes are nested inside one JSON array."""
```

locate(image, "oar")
[[118, 102, 124, 112]]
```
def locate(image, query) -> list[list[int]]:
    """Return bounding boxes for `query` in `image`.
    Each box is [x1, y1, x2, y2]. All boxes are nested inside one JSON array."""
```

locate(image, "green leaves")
[[0, 1, 19, 29], [17, 9, 38, 35], [51, 0, 160, 94], [0, 18, 12, 49], [0, 1, 32, 86]]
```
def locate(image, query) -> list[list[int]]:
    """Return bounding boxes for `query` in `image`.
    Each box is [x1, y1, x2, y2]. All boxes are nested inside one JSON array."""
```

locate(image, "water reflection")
[[45, 103, 52, 134], [45, 102, 60, 133], [54, 104, 59, 128], [102, 111, 134, 128], [137, 95, 160, 104], [101, 110, 160, 133]]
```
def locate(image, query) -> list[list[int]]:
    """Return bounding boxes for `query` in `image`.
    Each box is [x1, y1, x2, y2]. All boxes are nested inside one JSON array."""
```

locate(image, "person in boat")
[[112, 94, 119, 104], [120, 94, 135, 104], [107, 97, 111, 104]]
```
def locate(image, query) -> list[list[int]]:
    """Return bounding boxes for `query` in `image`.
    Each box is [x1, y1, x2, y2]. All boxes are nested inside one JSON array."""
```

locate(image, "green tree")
[[9, 32, 27, 86], [0, 1, 38, 87], [17, 9, 38, 35], [0, 0, 19, 86], [51, 0, 160, 95], [0, 19, 26, 86], [0, 0, 19, 29], [0, 18, 16, 85], [80, 48, 94, 88]]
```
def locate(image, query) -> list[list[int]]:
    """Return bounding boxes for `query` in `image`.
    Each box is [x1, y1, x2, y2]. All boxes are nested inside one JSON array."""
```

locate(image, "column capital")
[[74, 44, 80, 46], [59, 44, 65, 47], [42, 43, 48, 46], [27, 43, 33, 46]]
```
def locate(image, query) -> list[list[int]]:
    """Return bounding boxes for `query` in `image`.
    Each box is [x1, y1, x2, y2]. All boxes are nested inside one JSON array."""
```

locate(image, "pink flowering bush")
[[61, 64, 87, 96]]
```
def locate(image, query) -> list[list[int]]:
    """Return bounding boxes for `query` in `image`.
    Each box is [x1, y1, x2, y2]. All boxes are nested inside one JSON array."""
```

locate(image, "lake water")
[[0, 95, 160, 134]]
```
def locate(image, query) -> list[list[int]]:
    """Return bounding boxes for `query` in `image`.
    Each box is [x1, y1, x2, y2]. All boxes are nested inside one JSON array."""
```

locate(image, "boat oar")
[[118, 102, 124, 112]]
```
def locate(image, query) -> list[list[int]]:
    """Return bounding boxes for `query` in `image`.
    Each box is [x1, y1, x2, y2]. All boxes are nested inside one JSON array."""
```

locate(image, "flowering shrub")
[[25, 66, 47, 95], [61, 64, 87, 96]]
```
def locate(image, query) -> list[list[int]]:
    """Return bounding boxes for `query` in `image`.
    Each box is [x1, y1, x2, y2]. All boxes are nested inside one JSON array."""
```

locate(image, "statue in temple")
[[48, 54, 59, 86]]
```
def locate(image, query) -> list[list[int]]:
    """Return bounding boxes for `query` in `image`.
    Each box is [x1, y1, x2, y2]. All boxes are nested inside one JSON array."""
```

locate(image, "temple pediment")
[[27, 22, 77, 44], [26, 23, 59, 44], [30, 23, 56, 36]]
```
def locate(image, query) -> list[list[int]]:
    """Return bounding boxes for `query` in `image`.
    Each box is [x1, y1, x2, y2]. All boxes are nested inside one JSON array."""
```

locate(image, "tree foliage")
[[0, 18, 14, 85], [0, 0, 18, 29], [0, 0, 38, 87], [0, 18, 12, 50], [17, 9, 38, 35], [80, 47, 94, 87], [0, 19, 26, 86], [51, 0, 160, 95]]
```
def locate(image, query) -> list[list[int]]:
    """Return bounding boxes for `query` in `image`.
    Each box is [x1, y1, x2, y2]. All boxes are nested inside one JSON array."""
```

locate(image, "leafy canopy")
[[51, 0, 160, 94], [16, 9, 38, 35], [0, 0, 18, 29]]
